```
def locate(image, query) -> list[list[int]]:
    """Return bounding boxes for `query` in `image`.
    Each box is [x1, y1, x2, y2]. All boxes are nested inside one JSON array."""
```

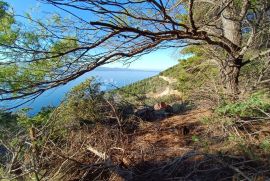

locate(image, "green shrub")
[[0, 110, 19, 133], [56, 78, 110, 125], [260, 139, 270, 153], [192, 135, 200, 142], [217, 91, 270, 117], [17, 107, 54, 128]]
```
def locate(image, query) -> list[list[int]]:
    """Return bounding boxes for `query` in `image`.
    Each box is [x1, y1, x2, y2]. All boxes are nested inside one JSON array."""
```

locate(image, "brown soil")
[[124, 109, 211, 163], [52, 108, 270, 180], [105, 109, 269, 181]]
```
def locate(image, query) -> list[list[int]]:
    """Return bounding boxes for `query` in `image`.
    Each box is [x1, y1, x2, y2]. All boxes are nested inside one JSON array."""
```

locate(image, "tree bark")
[[221, 0, 242, 96], [220, 60, 242, 96], [221, 1, 241, 46]]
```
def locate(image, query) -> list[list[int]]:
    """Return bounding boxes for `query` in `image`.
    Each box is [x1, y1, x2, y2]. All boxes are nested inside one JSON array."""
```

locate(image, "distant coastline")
[[97, 67, 161, 72], [10, 69, 160, 115]]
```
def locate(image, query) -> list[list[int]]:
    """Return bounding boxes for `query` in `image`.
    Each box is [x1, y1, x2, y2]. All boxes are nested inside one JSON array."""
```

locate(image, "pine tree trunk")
[[220, 60, 241, 96], [221, 0, 242, 97]]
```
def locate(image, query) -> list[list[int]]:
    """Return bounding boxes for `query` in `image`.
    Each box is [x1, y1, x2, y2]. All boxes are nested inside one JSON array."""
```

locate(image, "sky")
[[5, 0, 182, 71]]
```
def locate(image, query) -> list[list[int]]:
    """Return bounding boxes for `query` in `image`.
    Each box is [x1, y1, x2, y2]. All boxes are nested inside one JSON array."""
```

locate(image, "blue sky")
[[5, 0, 181, 71]]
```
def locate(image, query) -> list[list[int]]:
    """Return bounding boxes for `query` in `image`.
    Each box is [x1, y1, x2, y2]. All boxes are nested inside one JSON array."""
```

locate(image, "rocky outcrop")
[[135, 102, 176, 121]]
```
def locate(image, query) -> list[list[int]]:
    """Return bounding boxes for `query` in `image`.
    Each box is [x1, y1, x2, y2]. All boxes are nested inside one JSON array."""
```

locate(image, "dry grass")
[[33, 108, 270, 180], [2, 107, 269, 181]]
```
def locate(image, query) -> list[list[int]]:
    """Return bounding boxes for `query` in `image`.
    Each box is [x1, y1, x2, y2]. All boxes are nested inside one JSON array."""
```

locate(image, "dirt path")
[[146, 75, 181, 98], [85, 108, 267, 180], [159, 75, 177, 84], [126, 109, 212, 163], [146, 86, 182, 98]]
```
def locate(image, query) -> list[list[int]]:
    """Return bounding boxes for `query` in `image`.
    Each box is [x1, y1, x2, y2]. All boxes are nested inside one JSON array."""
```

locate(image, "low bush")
[[216, 91, 270, 117], [56, 78, 111, 125]]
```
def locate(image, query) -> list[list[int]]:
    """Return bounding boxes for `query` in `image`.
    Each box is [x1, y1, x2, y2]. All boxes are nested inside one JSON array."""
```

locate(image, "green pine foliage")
[[0, 1, 17, 44], [111, 75, 169, 104], [56, 78, 108, 125], [161, 46, 219, 98], [217, 91, 270, 117]]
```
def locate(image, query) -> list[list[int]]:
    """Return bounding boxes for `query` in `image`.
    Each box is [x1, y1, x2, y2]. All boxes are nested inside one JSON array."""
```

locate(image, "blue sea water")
[[7, 69, 159, 115]]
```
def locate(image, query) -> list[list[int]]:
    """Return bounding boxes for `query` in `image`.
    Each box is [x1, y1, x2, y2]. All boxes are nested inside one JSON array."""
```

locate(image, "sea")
[[6, 68, 159, 115]]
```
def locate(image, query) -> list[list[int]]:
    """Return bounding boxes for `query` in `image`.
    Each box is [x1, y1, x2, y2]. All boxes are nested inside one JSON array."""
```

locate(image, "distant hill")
[[111, 64, 182, 104], [96, 67, 160, 72]]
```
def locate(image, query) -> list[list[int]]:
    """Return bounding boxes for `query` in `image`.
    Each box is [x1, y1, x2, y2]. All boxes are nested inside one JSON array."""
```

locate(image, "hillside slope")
[[72, 108, 269, 181], [112, 64, 183, 104], [1, 57, 269, 180]]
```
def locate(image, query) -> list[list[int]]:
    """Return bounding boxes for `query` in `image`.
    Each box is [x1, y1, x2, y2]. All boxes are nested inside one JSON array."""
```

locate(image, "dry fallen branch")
[[206, 154, 252, 181], [86, 145, 108, 161]]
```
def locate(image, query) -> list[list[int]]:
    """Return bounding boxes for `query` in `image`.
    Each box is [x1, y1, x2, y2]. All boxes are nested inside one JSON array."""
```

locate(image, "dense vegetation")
[[111, 76, 169, 102], [1, 44, 269, 180], [0, 0, 270, 180]]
